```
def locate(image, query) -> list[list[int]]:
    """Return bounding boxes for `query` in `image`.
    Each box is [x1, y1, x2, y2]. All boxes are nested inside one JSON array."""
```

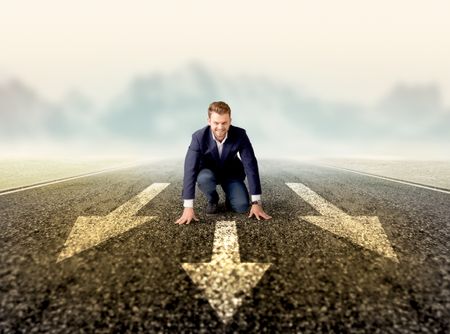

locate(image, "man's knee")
[[230, 200, 249, 213], [197, 169, 216, 186]]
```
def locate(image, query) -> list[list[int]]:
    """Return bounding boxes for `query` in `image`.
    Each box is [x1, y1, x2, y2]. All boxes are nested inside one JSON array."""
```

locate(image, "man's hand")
[[175, 207, 199, 225], [248, 204, 272, 221]]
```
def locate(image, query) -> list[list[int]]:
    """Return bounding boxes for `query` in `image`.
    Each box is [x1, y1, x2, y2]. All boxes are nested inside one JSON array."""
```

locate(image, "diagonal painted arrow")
[[182, 221, 271, 324], [286, 183, 398, 262], [57, 183, 170, 262]]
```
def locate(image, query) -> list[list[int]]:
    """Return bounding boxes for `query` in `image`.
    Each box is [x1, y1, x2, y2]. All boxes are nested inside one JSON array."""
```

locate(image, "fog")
[[1, 62, 449, 160]]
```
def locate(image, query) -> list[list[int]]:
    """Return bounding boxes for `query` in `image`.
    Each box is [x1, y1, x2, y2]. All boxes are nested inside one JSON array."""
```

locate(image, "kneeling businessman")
[[175, 101, 272, 224]]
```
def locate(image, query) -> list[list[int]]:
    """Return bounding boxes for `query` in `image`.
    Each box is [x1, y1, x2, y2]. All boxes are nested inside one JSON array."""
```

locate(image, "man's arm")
[[176, 134, 201, 224], [239, 130, 262, 196], [182, 134, 201, 200], [239, 130, 272, 220]]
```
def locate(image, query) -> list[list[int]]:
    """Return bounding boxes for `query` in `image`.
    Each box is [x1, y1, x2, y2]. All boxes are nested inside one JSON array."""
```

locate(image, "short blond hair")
[[208, 101, 231, 118]]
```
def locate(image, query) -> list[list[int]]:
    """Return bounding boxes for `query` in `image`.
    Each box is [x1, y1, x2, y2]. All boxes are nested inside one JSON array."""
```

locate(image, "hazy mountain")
[[372, 83, 449, 138], [0, 79, 53, 138], [100, 63, 375, 154], [101, 63, 215, 141], [0, 79, 100, 150], [45, 90, 98, 139], [1, 63, 449, 158]]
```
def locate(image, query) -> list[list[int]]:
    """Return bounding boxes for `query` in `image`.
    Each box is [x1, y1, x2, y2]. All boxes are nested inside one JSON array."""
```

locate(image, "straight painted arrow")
[[182, 221, 271, 324], [286, 183, 398, 262], [57, 183, 170, 262]]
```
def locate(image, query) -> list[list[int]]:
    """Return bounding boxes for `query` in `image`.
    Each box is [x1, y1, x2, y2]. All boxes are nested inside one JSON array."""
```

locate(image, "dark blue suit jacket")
[[182, 125, 262, 199]]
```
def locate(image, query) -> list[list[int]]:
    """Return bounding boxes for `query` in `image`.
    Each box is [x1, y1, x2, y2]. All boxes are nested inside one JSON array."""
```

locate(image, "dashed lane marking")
[[182, 221, 271, 324], [57, 183, 170, 262], [286, 183, 399, 262]]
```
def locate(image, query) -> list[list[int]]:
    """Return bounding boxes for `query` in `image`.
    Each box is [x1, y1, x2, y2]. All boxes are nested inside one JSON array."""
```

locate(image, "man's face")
[[208, 112, 231, 142]]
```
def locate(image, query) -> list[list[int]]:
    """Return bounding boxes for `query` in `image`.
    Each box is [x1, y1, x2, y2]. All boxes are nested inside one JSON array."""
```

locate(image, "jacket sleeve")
[[239, 130, 262, 195], [182, 133, 201, 199]]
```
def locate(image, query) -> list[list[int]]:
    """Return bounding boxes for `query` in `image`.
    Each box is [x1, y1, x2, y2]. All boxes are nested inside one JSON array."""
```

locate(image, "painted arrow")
[[182, 221, 271, 324], [57, 183, 170, 262], [286, 183, 398, 262]]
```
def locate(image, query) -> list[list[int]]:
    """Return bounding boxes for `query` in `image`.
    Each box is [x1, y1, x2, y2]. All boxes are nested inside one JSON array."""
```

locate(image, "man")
[[175, 101, 272, 225]]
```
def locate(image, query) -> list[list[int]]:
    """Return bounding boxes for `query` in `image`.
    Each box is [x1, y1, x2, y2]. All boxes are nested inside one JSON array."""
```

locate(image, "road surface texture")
[[0, 160, 449, 333]]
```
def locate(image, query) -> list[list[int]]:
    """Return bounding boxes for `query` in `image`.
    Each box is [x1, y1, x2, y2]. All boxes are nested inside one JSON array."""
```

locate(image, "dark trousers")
[[196, 168, 250, 213]]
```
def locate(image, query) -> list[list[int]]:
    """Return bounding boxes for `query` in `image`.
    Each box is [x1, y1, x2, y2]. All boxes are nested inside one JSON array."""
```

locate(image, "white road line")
[[108, 183, 169, 218], [182, 221, 271, 324], [285, 182, 346, 217], [320, 164, 450, 195], [0, 162, 142, 196], [286, 183, 399, 262], [210, 220, 241, 263], [57, 183, 170, 262]]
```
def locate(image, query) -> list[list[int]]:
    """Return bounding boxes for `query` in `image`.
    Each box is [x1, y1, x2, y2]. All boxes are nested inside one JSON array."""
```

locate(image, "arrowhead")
[[302, 215, 398, 262], [57, 215, 154, 262], [182, 261, 270, 323]]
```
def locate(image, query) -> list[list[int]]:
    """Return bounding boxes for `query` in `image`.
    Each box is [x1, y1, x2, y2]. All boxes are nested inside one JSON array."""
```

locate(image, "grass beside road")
[[317, 158, 450, 190], [0, 158, 140, 191]]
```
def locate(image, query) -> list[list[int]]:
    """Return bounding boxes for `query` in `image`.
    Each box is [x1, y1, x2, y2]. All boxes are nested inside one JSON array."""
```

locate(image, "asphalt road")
[[0, 160, 449, 333]]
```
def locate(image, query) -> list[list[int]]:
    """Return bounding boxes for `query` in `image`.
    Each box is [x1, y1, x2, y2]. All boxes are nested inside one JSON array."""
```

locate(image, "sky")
[[0, 0, 449, 160], [1, 0, 449, 106]]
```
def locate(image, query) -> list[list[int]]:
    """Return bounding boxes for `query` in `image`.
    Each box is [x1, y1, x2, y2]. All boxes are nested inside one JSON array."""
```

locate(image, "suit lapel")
[[220, 126, 235, 163], [220, 140, 232, 163], [208, 130, 220, 162]]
